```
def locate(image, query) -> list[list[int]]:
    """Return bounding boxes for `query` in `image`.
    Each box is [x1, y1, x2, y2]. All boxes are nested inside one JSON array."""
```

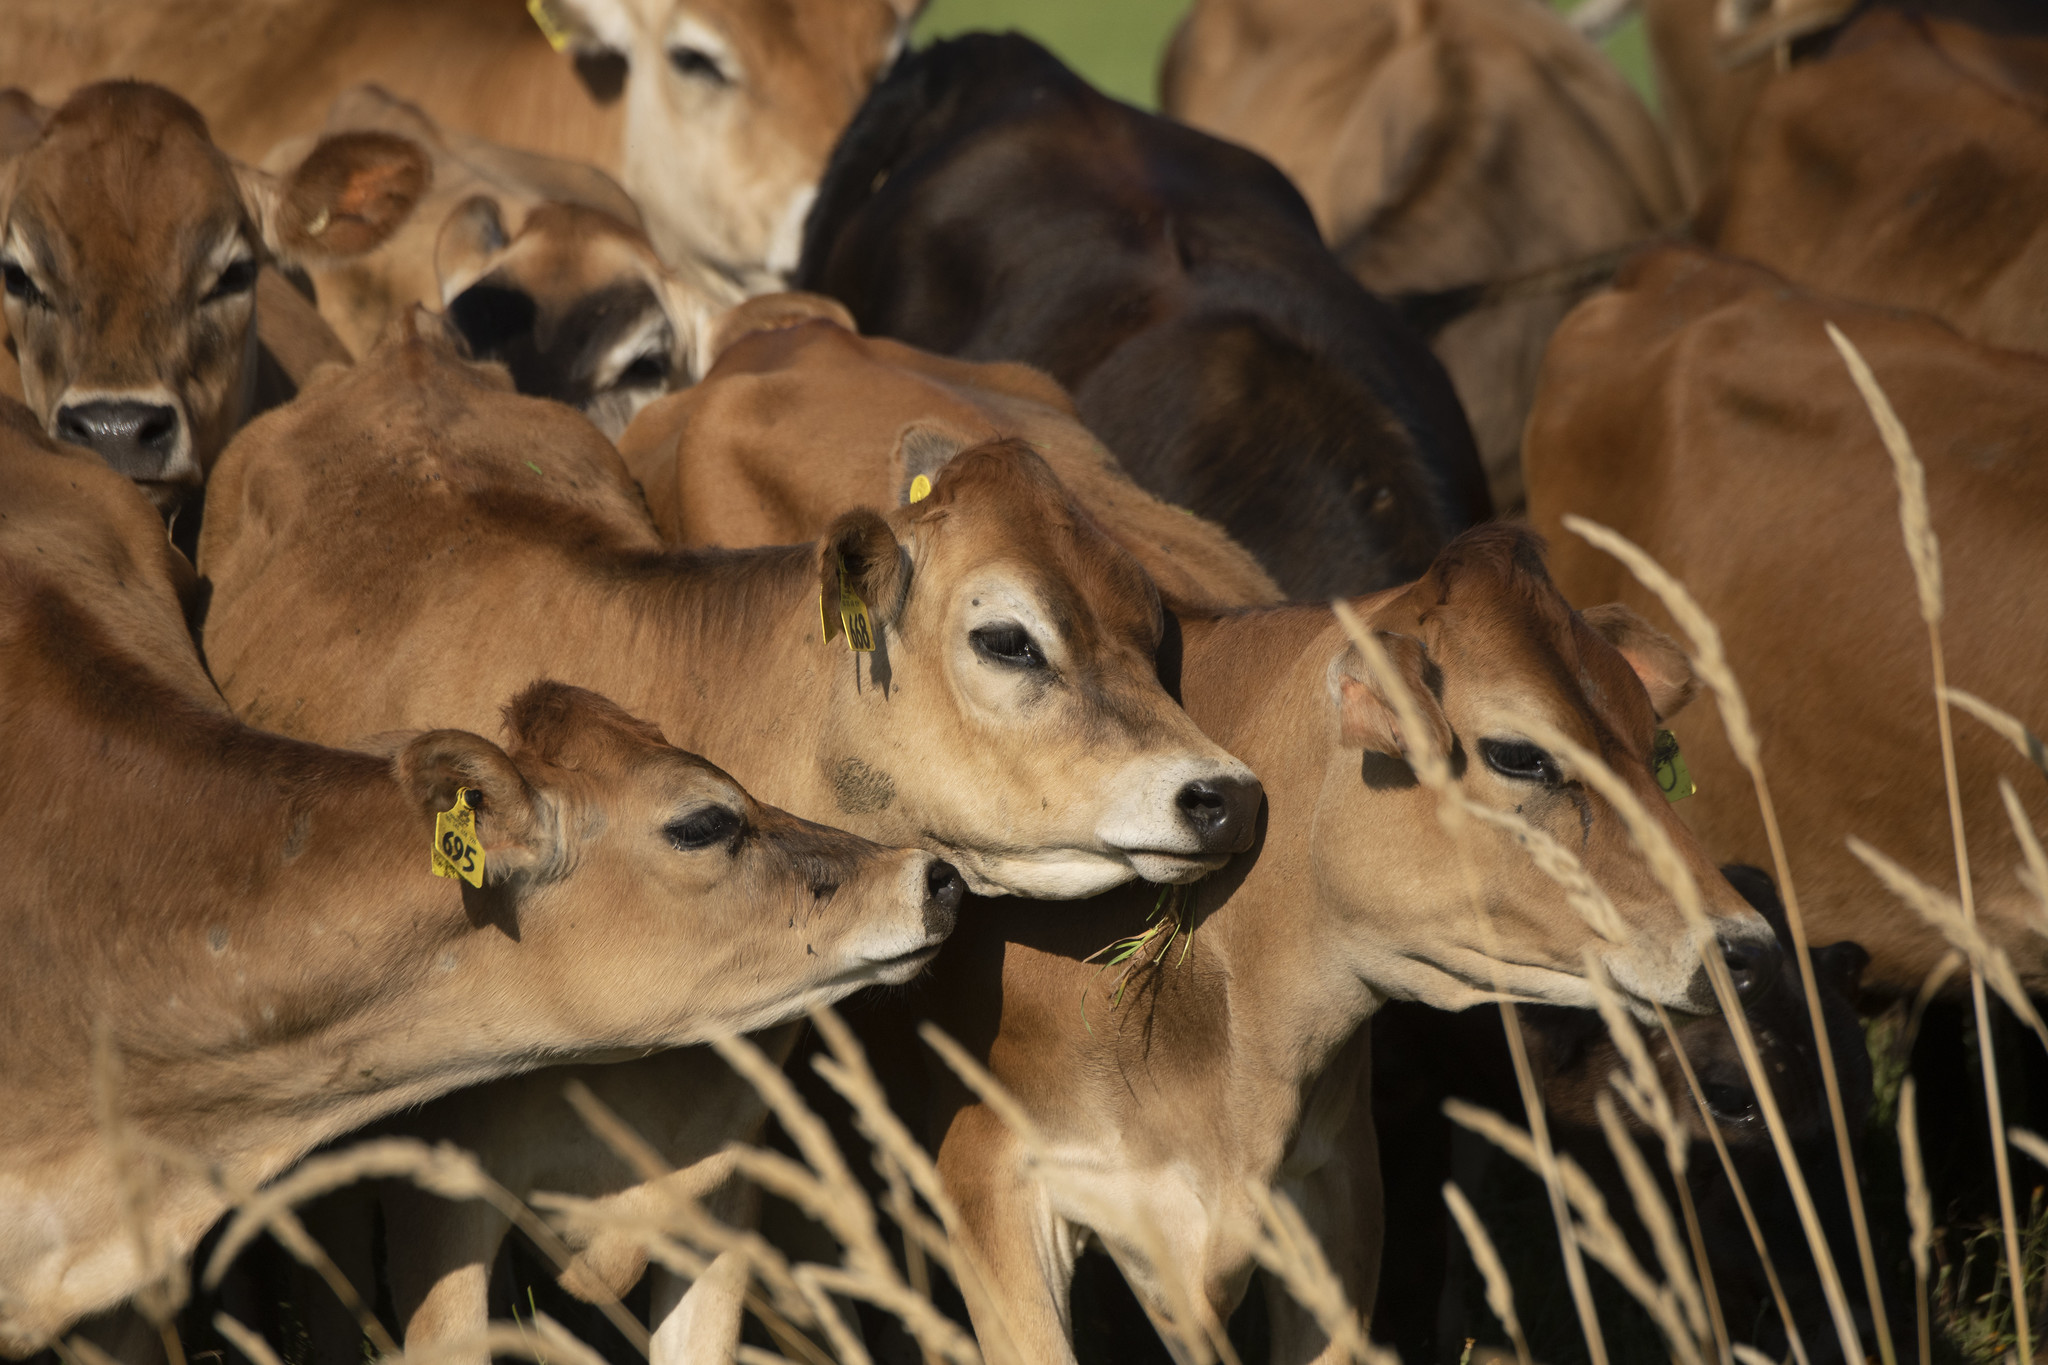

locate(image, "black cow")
[[794, 33, 1490, 600], [1373, 865, 1884, 1364]]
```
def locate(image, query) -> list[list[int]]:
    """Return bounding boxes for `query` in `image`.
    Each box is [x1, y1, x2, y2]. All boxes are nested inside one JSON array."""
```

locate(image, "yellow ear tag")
[[1653, 729, 1695, 803], [431, 787, 487, 888], [837, 560, 876, 651], [908, 474, 932, 503], [526, 0, 574, 51]]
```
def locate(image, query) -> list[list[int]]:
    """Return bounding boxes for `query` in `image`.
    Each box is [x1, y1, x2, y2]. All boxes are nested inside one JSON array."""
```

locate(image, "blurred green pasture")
[[913, 0, 1658, 113]]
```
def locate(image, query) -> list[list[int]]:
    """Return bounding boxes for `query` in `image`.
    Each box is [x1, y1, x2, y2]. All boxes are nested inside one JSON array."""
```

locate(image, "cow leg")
[[70, 1305, 167, 1365], [383, 1181, 508, 1365], [938, 1105, 1085, 1365], [1269, 1029, 1383, 1365]]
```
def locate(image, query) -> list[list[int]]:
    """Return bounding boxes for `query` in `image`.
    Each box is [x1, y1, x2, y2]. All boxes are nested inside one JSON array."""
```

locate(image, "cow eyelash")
[[204, 259, 259, 303], [970, 622, 1048, 671], [1479, 738, 1564, 787], [2, 260, 49, 310], [665, 805, 744, 852], [669, 46, 731, 85]]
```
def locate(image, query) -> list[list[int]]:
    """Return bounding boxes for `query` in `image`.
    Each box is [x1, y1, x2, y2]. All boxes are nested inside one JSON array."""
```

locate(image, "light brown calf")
[[197, 317, 1259, 1362], [1524, 245, 2048, 994], [620, 300, 1282, 610], [0, 399, 955, 1353], [1161, 0, 1681, 511], [7, 0, 920, 280], [0, 82, 424, 515], [891, 526, 1775, 1364]]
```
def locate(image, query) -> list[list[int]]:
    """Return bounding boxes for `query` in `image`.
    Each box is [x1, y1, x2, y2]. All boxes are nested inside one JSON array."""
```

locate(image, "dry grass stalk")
[[1332, 599, 1614, 1365], [1899, 1079, 1933, 1365], [1652, 1000, 1813, 1365], [1515, 709, 1866, 1363], [90, 1024, 187, 1365], [1999, 780, 2048, 938], [1442, 1182, 1534, 1365], [1946, 689, 2048, 786], [1827, 319, 2027, 1365], [380, 1311, 610, 1365], [1241, 1183, 1395, 1365], [213, 1314, 287, 1365], [1594, 1092, 1711, 1342], [736, 1348, 805, 1365], [1562, 513, 1896, 1365]]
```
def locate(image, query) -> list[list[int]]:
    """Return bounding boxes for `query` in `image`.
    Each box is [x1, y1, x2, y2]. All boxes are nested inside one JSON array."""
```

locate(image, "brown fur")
[[882, 524, 1772, 1364], [0, 396, 946, 1351], [197, 316, 1254, 1361], [1161, 0, 1682, 511], [621, 311, 1283, 610], [1524, 244, 2048, 993]]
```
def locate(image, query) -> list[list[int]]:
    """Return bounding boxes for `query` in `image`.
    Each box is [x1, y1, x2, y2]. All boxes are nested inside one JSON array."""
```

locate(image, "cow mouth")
[[857, 943, 943, 984], [1122, 849, 1230, 885]]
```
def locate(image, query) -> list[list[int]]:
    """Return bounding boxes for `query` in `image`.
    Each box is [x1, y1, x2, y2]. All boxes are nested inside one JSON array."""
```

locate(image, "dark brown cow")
[[1525, 244, 2048, 996], [0, 82, 424, 517], [0, 396, 956, 1352]]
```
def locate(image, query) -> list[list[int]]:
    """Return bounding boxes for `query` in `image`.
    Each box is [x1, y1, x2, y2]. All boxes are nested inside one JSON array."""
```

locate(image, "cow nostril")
[[924, 859, 964, 936], [1721, 933, 1782, 1005], [53, 400, 183, 480], [1174, 776, 1261, 855]]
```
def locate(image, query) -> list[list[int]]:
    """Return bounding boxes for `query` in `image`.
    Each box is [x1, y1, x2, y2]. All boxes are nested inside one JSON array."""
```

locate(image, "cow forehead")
[[921, 493, 1161, 648], [678, 0, 898, 58]]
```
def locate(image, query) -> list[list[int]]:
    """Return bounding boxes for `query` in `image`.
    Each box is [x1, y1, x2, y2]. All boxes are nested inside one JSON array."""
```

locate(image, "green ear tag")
[[1653, 729, 1695, 803], [431, 787, 487, 888]]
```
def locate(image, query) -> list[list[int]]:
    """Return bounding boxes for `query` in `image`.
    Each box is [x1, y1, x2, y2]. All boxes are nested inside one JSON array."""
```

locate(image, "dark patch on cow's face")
[[447, 273, 669, 415], [1360, 750, 1418, 790], [831, 756, 897, 815]]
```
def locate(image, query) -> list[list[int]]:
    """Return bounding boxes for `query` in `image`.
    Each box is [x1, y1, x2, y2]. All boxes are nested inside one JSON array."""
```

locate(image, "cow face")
[[0, 82, 425, 514], [549, 0, 920, 278], [1313, 528, 1776, 1013], [401, 682, 963, 1034], [816, 440, 1262, 899], [437, 198, 741, 438]]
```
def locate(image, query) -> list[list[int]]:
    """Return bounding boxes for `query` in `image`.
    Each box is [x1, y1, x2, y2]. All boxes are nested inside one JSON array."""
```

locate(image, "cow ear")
[[1330, 631, 1452, 766], [434, 194, 510, 302], [396, 729, 558, 878], [0, 90, 49, 160], [892, 422, 978, 506], [243, 130, 431, 263], [818, 508, 908, 636], [1582, 603, 1698, 721], [655, 259, 748, 382], [702, 291, 854, 371]]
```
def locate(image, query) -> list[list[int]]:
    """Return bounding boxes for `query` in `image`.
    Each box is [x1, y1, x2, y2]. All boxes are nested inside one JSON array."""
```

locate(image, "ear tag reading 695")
[[1653, 729, 1696, 803], [431, 787, 486, 888], [819, 555, 876, 652]]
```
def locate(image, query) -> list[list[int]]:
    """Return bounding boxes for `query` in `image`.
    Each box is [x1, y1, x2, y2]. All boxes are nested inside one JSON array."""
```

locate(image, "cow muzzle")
[[52, 393, 194, 509], [1096, 755, 1264, 886]]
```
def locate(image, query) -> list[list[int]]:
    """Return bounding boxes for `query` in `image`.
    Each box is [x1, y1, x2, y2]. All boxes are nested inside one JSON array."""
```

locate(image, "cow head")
[[437, 197, 742, 438], [809, 439, 1262, 899], [0, 82, 426, 514], [400, 681, 964, 1032], [1312, 526, 1777, 1013], [544, 0, 922, 278]]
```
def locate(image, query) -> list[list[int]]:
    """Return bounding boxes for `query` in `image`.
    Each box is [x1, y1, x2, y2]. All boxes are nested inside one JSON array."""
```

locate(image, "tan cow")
[[1161, 0, 1682, 512], [882, 525, 1775, 1364], [6, 0, 921, 280], [0, 82, 425, 516], [197, 314, 1260, 1362], [620, 299, 1283, 611], [1699, 9, 2048, 354], [0, 397, 958, 1353], [1524, 244, 2048, 995]]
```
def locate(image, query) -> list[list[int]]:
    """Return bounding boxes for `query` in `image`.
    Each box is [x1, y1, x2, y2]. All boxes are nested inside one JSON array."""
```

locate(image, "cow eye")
[[204, 258, 258, 303], [2, 260, 48, 309], [970, 622, 1047, 670], [1480, 738, 1563, 787], [619, 353, 668, 387], [668, 46, 730, 84], [665, 805, 743, 851]]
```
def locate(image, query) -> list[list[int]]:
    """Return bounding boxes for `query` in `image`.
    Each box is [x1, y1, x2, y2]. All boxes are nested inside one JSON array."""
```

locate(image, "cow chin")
[[943, 846, 1146, 901]]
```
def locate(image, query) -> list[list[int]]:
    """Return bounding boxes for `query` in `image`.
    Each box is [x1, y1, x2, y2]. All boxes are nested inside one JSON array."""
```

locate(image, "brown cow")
[[0, 397, 958, 1353], [1524, 244, 2048, 995], [866, 526, 1776, 1364], [619, 299, 1283, 611], [1161, 0, 1682, 512], [1699, 9, 2048, 353], [196, 315, 1259, 1362], [5, 0, 921, 280], [0, 82, 425, 516]]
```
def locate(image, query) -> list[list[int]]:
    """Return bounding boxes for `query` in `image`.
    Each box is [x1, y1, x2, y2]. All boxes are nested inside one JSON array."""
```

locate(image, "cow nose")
[[55, 400, 182, 480], [923, 859, 964, 938], [1720, 931, 1782, 1005], [1175, 775, 1261, 855]]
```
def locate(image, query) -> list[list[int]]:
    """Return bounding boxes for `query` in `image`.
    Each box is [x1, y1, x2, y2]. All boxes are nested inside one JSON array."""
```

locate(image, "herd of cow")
[[3, 0, 2045, 1362]]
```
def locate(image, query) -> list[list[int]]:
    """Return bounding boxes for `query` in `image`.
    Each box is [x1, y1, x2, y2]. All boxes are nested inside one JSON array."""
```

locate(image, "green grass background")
[[913, 0, 1658, 113]]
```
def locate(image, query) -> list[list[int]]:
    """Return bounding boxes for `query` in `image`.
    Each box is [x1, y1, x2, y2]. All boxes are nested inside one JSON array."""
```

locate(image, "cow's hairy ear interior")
[[702, 290, 853, 372], [0, 90, 49, 161], [1329, 632, 1452, 764], [396, 729, 554, 877], [819, 508, 909, 631], [1581, 602, 1698, 721], [434, 195, 510, 303], [892, 422, 977, 505], [245, 130, 432, 262]]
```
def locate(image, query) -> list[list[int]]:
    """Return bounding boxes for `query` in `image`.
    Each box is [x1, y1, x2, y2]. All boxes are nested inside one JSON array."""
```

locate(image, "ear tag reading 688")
[[431, 787, 486, 888], [1653, 729, 1696, 803], [819, 554, 876, 652]]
